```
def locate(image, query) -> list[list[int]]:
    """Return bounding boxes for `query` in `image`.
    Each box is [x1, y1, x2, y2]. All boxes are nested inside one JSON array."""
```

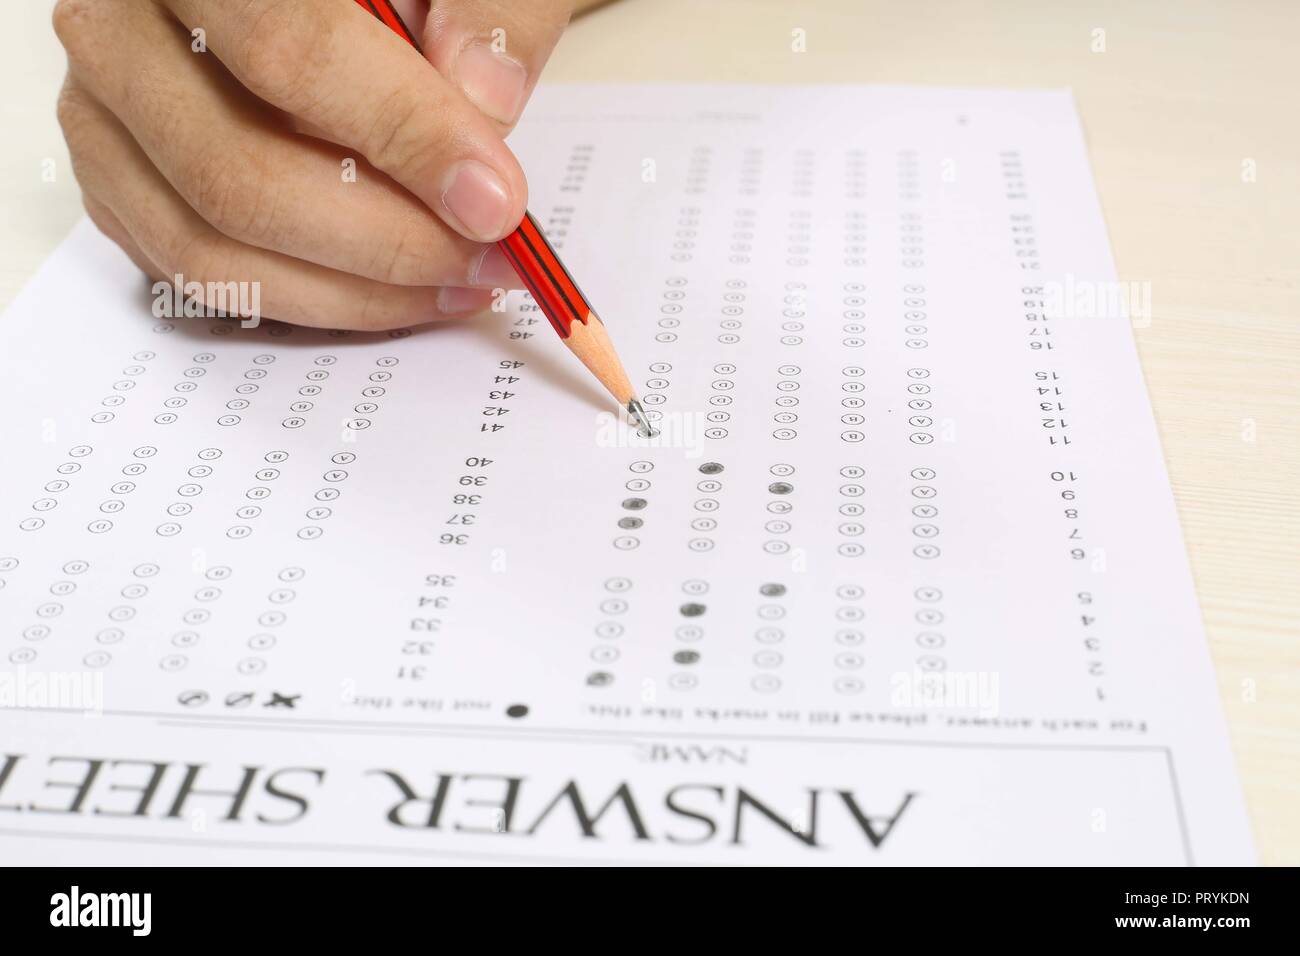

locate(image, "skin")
[[52, 0, 577, 330]]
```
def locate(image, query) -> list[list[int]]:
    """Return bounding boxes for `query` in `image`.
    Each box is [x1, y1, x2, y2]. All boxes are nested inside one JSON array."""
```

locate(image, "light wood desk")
[[2, 0, 1295, 863]]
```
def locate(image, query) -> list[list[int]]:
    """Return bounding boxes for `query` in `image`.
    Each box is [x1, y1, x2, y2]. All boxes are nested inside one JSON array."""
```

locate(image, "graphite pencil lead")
[[627, 398, 657, 438]]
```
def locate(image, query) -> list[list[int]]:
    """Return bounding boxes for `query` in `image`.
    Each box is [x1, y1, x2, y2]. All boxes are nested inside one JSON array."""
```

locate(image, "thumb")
[[415, 0, 574, 131]]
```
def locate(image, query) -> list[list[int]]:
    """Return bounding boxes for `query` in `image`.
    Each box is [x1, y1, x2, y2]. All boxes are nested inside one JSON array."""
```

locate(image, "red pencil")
[[352, 0, 651, 434]]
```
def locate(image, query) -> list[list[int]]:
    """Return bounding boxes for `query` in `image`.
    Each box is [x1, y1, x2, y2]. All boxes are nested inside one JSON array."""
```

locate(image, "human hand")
[[53, 0, 575, 328]]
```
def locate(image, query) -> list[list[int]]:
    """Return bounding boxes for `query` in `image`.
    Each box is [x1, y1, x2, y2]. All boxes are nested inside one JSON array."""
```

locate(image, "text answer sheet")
[[0, 86, 1252, 864]]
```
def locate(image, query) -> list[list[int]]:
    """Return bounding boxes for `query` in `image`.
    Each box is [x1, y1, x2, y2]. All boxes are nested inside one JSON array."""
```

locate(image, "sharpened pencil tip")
[[627, 398, 657, 438]]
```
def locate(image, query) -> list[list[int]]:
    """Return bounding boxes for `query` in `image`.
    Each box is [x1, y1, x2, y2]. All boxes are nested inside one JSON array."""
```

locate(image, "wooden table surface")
[[2, 0, 1295, 864]]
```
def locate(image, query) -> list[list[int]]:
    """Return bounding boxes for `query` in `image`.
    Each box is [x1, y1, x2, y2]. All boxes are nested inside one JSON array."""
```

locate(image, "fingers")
[[55, 0, 519, 289], [160, 0, 527, 243], [57, 78, 494, 330], [82, 192, 158, 278], [420, 0, 574, 132]]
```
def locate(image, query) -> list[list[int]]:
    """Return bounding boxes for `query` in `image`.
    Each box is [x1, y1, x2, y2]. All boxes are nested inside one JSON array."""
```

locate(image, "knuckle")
[[233, 0, 332, 110], [355, 282, 411, 331], [163, 228, 220, 284], [187, 150, 251, 232], [369, 224, 445, 286], [55, 83, 96, 141], [81, 197, 117, 240], [52, 0, 98, 60], [186, 149, 279, 244], [362, 90, 433, 181], [354, 281, 388, 329]]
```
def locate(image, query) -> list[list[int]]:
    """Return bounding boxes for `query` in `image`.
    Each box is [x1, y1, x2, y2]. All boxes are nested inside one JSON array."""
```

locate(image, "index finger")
[[163, 0, 527, 242]]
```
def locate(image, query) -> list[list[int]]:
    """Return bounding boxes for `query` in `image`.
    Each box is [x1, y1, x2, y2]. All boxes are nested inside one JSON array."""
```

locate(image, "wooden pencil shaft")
[[562, 314, 635, 406]]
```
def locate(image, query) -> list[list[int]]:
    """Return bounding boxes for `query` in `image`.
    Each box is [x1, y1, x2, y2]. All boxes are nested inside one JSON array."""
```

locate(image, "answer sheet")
[[0, 86, 1253, 865]]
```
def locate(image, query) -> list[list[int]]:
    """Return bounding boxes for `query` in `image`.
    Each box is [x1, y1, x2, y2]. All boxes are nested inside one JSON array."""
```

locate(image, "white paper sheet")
[[0, 85, 1253, 865]]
